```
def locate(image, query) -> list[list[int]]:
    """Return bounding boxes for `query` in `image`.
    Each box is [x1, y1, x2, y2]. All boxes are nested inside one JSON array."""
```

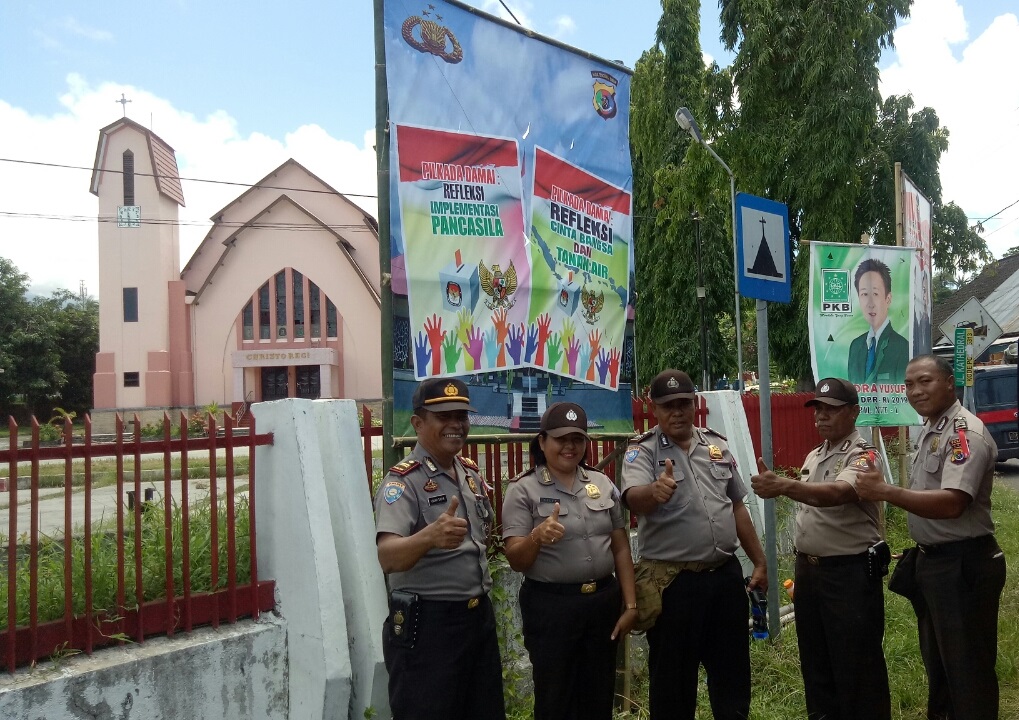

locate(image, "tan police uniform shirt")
[[502, 465, 624, 583], [908, 401, 996, 545], [794, 430, 882, 557], [374, 443, 494, 599], [620, 426, 745, 564]]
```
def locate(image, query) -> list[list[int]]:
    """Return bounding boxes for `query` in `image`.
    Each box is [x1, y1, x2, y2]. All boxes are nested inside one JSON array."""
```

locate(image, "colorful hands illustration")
[[586, 329, 603, 381], [566, 337, 581, 375], [546, 333, 564, 370], [596, 348, 611, 384], [455, 309, 474, 348], [414, 331, 432, 373], [578, 342, 592, 379], [464, 326, 484, 371], [491, 309, 509, 367], [560, 319, 576, 374], [524, 323, 539, 363], [608, 347, 621, 388], [534, 314, 552, 366], [484, 328, 499, 368], [507, 323, 525, 365], [423, 314, 445, 375], [442, 333, 462, 374]]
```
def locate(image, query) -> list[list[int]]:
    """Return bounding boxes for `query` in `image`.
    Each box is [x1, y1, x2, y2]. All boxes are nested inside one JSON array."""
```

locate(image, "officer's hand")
[[651, 459, 677, 504], [854, 456, 886, 502], [430, 496, 469, 549], [750, 457, 785, 499], [747, 563, 769, 594], [611, 605, 638, 640], [534, 502, 566, 545]]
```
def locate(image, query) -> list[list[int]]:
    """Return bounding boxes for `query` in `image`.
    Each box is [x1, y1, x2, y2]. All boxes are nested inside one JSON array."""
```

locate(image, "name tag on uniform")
[[540, 497, 557, 504], [428, 494, 448, 506]]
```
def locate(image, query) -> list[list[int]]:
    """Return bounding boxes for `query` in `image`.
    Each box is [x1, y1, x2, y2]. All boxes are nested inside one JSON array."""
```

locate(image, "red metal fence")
[[741, 393, 823, 470], [0, 413, 276, 672]]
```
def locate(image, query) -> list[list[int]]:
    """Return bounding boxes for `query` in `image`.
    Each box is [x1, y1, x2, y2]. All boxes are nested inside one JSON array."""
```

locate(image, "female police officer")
[[502, 402, 637, 720]]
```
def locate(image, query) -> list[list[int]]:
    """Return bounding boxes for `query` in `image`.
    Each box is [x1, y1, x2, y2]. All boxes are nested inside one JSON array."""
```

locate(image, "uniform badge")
[[839, 439, 851, 452], [585, 483, 601, 499], [935, 416, 949, 432], [833, 460, 844, 474], [708, 445, 724, 461], [929, 437, 939, 453], [540, 468, 554, 485], [566, 409, 578, 421], [393, 611, 405, 625], [424, 457, 438, 473], [467, 476, 479, 494], [383, 481, 406, 504], [949, 438, 968, 465], [659, 434, 671, 448], [954, 417, 968, 432], [423, 479, 439, 492], [850, 456, 870, 469], [428, 494, 448, 506], [625, 448, 640, 463]]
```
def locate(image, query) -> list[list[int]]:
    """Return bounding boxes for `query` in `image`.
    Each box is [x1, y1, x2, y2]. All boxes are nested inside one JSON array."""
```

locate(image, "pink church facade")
[[90, 118, 381, 429]]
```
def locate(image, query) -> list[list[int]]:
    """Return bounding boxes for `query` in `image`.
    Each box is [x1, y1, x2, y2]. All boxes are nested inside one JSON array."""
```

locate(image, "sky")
[[0, 0, 1017, 298]]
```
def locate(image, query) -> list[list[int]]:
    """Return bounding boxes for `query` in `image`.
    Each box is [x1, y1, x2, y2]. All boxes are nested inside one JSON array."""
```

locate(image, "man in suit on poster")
[[848, 258, 909, 384]]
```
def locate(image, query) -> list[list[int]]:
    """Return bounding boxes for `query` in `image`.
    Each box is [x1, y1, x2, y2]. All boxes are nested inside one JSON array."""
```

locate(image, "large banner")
[[902, 171, 933, 353], [383, 0, 635, 435], [809, 243, 919, 426]]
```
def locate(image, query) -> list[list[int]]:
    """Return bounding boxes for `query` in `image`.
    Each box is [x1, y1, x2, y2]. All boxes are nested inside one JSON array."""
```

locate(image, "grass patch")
[[0, 492, 250, 631]]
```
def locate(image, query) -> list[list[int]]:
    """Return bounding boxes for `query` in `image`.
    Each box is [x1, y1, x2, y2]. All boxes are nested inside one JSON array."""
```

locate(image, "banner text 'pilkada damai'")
[[383, 0, 635, 435]]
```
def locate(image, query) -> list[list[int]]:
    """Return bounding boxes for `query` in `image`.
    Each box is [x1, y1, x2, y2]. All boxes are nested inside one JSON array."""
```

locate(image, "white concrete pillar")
[[319, 364, 331, 399], [233, 366, 244, 403]]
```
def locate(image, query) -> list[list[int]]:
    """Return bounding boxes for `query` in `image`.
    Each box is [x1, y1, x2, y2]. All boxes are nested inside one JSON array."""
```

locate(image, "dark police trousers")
[[794, 552, 890, 720], [382, 594, 506, 720], [646, 555, 750, 720], [913, 535, 1006, 720], [519, 575, 621, 720]]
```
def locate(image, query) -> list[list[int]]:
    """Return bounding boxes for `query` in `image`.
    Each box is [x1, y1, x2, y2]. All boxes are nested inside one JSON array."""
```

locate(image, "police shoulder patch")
[[509, 468, 536, 483], [624, 447, 641, 463], [388, 460, 421, 477], [703, 427, 728, 442], [629, 430, 655, 445], [850, 456, 871, 469], [457, 455, 479, 471], [382, 480, 406, 504]]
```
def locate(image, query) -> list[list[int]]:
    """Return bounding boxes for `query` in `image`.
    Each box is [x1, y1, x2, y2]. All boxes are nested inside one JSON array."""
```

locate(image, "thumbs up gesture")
[[750, 457, 785, 499], [854, 454, 887, 501], [430, 496, 469, 550], [651, 459, 678, 504], [533, 501, 565, 545]]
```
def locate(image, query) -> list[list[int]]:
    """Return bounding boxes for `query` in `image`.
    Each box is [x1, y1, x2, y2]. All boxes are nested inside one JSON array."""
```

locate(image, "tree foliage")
[[0, 258, 98, 420], [630, 0, 991, 385]]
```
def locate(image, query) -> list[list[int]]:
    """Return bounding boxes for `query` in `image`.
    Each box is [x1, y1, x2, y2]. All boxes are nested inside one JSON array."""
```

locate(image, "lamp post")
[[692, 211, 709, 391], [675, 107, 744, 392]]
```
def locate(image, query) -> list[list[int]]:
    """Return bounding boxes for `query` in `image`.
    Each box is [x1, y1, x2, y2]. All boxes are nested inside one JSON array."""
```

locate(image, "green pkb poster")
[[809, 242, 919, 426]]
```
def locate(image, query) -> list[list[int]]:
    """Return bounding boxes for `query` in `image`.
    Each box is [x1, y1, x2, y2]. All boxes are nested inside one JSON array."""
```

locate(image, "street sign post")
[[939, 297, 1002, 360]]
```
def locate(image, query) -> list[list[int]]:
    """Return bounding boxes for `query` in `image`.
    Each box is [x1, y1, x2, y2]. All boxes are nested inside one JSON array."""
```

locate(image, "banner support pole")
[[374, 0, 397, 471]]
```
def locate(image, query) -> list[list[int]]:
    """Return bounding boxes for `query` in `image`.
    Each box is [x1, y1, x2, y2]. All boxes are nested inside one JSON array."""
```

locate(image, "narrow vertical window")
[[292, 270, 305, 338], [123, 287, 138, 322], [259, 282, 271, 340], [326, 298, 338, 338], [242, 299, 254, 341], [309, 281, 321, 338], [275, 270, 287, 338], [123, 150, 135, 206]]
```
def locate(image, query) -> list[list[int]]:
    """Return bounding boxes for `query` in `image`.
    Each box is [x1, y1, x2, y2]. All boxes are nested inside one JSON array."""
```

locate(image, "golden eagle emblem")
[[580, 285, 604, 324], [402, 13, 463, 64], [479, 261, 518, 310]]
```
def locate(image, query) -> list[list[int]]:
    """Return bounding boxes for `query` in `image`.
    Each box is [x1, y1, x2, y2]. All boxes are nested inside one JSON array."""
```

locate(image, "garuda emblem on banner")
[[581, 285, 605, 324], [402, 7, 463, 64], [480, 261, 518, 310]]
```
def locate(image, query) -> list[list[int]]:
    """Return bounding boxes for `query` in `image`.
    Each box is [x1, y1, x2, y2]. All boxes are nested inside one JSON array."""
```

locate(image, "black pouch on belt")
[[389, 590, 421, 649], [887, 547, 919, 599], [867, 540, 891, 579]]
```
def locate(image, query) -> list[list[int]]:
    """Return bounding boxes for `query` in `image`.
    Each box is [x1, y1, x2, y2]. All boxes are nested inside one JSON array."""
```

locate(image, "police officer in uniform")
[[857, 355, 1006, 720], [374, 378, 506, 720], [502, 402, 638, 720], [621, 369, 768, 720], [751, 378, 891, 720]]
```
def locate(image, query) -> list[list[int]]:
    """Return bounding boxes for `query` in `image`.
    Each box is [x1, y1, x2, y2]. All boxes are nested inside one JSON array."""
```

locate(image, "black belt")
[[797, 551, 868, 567], [918, 534, 996, 556], [417, 595, 488, 612], [524, 575, 615, 595]]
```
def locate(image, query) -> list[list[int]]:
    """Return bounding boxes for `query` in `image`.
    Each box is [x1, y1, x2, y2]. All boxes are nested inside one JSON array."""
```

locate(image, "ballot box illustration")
[[440, 249, 480, 313], [557, 271, 581, 316]]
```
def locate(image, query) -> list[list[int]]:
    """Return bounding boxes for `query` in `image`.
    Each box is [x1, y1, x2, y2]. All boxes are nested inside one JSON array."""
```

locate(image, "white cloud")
[[880, 1, 1019, 260], [481, 0, 533, 27], [0, 75, 377, 295], [62, 17, 113, 43], [551, 15, 576, 40]]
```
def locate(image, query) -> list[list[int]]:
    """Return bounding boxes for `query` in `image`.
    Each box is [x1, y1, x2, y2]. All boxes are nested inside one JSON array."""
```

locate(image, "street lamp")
[[692, 211, 709, 391], [675, 107, 744, 392]]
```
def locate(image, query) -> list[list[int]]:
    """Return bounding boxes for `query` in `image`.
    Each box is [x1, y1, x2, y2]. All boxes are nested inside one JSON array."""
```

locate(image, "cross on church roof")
[[116, 93, 132, 117]]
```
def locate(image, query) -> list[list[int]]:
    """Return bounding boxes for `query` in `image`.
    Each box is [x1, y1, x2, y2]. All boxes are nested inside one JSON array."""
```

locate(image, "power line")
[[0, 210, 372, 232], [971, 196, 1019, 232], [0, 157, 379, 200]]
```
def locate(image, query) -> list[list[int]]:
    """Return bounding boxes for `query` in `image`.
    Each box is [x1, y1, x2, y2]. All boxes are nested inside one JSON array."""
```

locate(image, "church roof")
[[89, 117, 185, 206]]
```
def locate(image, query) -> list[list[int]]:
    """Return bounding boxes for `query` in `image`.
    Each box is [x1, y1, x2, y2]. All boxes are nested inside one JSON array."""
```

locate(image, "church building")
[[89, 117, 381, 428]]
